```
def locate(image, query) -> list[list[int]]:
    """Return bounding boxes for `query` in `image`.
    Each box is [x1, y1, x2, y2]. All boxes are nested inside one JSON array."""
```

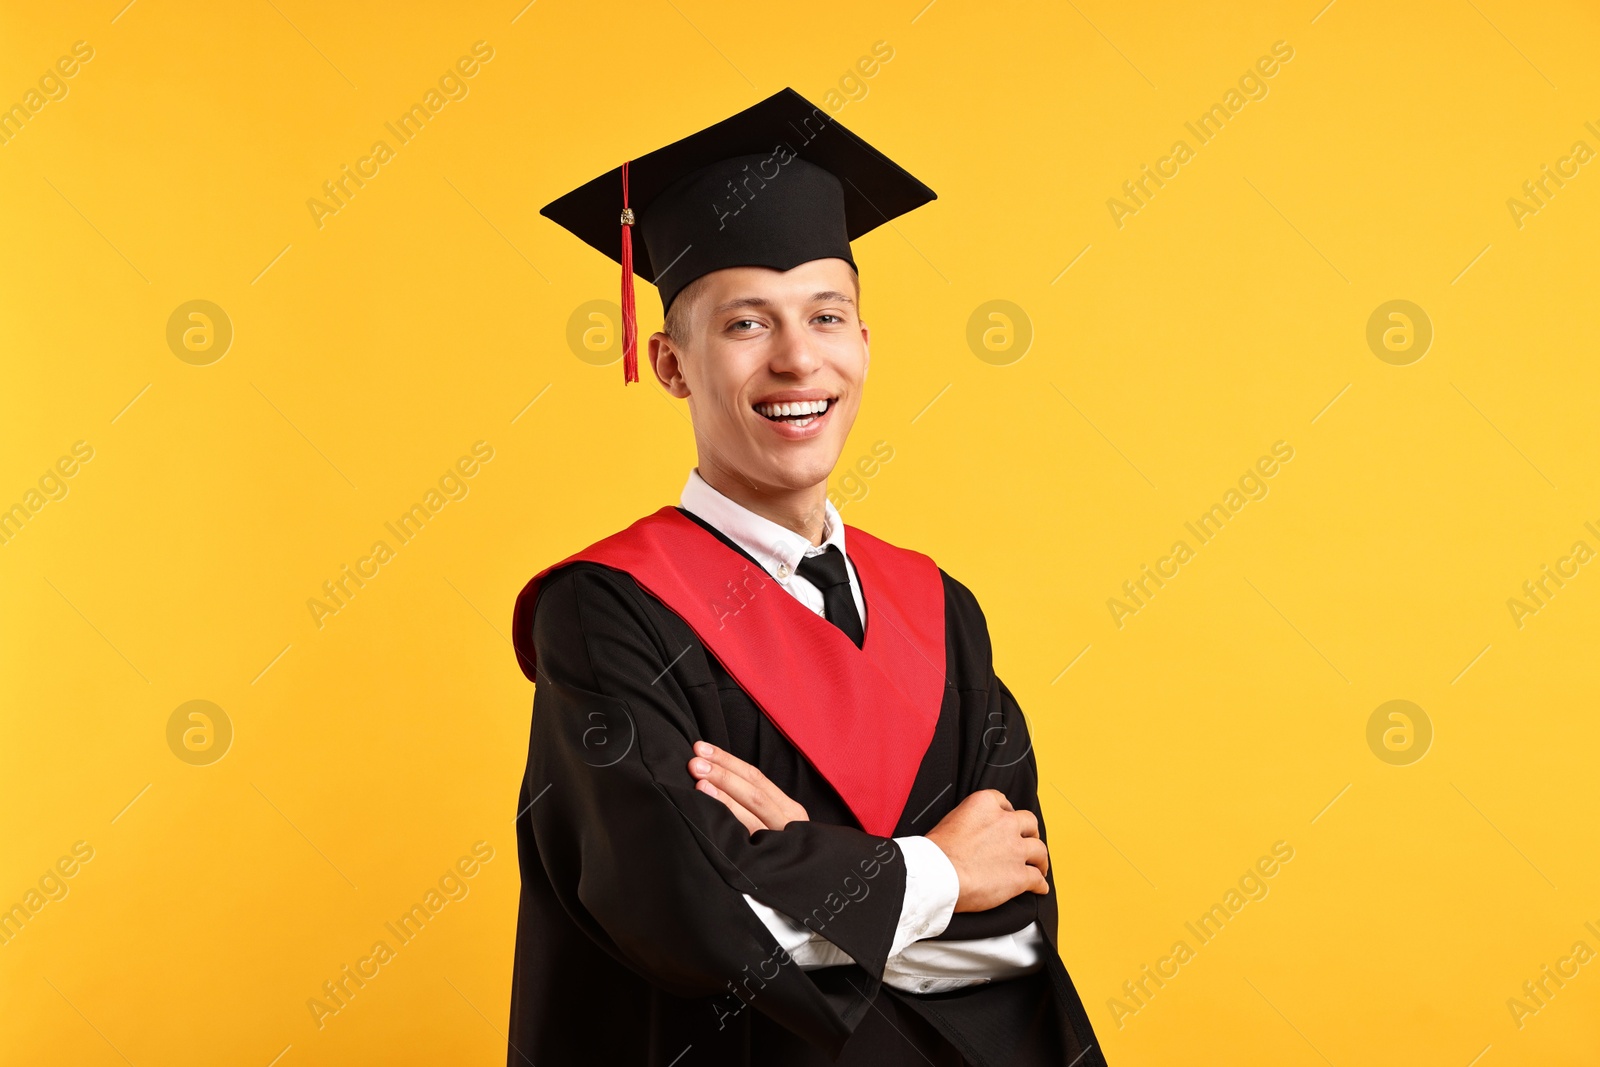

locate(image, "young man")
[[509, 89, 1107, 1067]]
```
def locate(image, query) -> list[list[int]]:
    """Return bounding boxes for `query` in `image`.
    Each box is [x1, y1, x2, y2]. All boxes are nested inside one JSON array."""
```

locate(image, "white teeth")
[[755, 399, 830, 418]]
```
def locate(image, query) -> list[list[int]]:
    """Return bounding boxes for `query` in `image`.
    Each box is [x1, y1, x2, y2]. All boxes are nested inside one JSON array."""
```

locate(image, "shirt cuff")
[[742, 893, 854, 969], [882, 921, 1047, 994], [888, 835, 959, 958]]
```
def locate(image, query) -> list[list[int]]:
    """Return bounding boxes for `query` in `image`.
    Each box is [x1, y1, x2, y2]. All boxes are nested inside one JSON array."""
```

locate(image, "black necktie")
[[795, 545, 864, 649]]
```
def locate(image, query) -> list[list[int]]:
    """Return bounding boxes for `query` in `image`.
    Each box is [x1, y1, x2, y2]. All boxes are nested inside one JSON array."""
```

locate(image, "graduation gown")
[[507, 506, 1108, 1067]]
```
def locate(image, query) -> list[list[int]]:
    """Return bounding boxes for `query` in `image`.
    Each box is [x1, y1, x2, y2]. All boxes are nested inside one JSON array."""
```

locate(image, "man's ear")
[[860, 321, 871, 378], [649, 332, 691, 398]]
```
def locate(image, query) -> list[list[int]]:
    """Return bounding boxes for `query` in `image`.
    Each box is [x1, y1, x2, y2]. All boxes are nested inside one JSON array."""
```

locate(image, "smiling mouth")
[[753, 398, 835, 428]]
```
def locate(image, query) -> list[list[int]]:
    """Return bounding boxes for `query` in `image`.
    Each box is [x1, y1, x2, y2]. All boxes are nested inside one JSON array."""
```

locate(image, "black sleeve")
[[931, 577, 1061, 944], [520, 562, 910, 1049]]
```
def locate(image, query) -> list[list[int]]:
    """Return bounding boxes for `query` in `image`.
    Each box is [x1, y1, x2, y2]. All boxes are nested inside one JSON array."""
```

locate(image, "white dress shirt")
[[679, 468, 1046, 993]]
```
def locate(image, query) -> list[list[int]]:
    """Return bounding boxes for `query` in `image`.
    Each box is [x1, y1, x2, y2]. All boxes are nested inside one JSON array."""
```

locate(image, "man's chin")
[[746, 444, 842, 492]]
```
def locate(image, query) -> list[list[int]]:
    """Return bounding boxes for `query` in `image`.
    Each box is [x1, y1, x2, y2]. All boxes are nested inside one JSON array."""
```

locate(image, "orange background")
[[3, 1, 1599, 1064]]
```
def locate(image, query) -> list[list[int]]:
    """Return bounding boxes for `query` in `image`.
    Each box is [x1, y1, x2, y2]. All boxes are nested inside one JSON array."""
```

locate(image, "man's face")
[[650, 257, 868, 498]]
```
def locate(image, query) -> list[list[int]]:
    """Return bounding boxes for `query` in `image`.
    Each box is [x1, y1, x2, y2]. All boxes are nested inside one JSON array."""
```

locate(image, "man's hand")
[[925, 789, 1050, 912], [687, 741, 809, 835]]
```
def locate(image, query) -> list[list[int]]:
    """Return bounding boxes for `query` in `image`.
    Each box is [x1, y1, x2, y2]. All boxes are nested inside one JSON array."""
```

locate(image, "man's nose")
[[767, 323, 822, 376]]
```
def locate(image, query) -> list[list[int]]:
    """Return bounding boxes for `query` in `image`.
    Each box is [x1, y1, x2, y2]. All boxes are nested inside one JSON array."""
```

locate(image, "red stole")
[[512, 506, 946, 837]]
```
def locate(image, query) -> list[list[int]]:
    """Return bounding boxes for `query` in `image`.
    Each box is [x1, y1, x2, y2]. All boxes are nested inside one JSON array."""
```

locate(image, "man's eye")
[[815, 314, 841, 324], [729, 319, 760, 331]]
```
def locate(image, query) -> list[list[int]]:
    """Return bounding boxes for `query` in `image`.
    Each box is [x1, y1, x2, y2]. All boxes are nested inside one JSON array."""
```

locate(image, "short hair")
[[661, 268, 861, 346], [662, 273, 712, 344]]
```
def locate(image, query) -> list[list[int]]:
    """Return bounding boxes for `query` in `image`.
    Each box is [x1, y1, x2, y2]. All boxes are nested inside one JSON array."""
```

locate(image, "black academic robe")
[[506, 509, 1108, 1067]]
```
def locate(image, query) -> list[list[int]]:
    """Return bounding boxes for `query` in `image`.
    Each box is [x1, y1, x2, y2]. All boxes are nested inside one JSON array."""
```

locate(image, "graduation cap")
[[540, 87, 937, 384]]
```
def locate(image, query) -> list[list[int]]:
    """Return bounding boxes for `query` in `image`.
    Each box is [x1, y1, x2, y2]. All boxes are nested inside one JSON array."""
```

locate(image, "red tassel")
[[620, 160, 639, 385]]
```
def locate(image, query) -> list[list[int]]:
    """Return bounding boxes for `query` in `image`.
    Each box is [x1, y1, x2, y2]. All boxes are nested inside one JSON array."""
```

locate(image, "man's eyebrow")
[[709, 296, 772, 316], [810, 290, 855, 306], [708, 291, 857, 317]]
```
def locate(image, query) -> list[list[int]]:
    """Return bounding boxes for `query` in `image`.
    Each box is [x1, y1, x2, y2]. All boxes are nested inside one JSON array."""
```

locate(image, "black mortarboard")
[[539, 87, 937, 384]]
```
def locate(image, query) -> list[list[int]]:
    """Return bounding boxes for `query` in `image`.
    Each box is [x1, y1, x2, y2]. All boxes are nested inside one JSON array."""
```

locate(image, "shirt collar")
[[679, 467, 848, 579]]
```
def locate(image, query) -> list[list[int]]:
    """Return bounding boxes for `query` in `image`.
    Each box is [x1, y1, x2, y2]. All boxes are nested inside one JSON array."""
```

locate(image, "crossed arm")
[[688, 741, 1053, 989], [524, 563, 1058, 1046]]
